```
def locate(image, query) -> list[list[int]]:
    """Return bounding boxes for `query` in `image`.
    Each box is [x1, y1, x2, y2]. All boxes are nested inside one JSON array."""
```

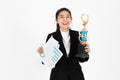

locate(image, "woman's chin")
[[63, 25, 69, 28]]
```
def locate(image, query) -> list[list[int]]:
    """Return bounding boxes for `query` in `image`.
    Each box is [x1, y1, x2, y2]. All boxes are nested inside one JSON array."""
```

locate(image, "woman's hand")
[[37, 46, 44, 54], [84, 44, 91, 53], [80, 41, 91, 53]]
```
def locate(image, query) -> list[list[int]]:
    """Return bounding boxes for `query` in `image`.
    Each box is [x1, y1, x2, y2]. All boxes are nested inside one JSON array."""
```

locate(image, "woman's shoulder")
[[70, 29, 79, 35], [46, 31, 57, 42], [47, 31, 57, 36], [70, 29, 78, 32]]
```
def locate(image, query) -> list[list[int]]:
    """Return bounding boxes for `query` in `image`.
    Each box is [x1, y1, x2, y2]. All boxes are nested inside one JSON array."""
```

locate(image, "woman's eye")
[[60, 17, 64, 18], [67, 16, 70, 18]]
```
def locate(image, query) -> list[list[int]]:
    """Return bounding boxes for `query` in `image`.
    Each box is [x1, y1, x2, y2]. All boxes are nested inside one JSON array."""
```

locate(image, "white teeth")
[[63, 23, 68, 25]]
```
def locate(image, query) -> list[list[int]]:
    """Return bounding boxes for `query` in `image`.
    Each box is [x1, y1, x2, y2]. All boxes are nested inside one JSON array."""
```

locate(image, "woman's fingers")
[[85, 44, 91, 53], [37, 47, 44, 54]]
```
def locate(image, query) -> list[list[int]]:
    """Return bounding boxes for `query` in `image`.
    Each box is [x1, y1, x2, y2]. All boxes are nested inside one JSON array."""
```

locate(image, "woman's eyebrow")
[[67, 14, 70, 16], [59, 15, 64, 17]]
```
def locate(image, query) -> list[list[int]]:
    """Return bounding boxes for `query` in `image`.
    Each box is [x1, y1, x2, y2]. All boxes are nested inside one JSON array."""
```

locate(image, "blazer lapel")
[[53, 29, 67, 57], [69, 29, 75, 57]]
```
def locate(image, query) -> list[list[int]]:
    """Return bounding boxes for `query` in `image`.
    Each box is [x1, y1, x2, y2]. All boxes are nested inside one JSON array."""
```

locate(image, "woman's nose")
[[63, 17, 67, 21]]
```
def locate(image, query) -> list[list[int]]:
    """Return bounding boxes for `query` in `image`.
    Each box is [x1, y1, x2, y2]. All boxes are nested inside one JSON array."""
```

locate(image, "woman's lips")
[[62, 22, 69, 25]]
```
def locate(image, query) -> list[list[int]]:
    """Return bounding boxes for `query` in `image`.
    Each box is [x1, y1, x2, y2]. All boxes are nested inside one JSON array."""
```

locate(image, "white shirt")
[[60, 30, 70, 56]]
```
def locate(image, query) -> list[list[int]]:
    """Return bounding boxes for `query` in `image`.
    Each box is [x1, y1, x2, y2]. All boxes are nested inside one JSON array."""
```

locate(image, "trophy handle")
[[81, 14, 89, 27]]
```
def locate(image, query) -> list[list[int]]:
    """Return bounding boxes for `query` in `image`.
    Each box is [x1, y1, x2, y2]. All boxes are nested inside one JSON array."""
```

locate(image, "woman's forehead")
[[58, 11, 70, 16]]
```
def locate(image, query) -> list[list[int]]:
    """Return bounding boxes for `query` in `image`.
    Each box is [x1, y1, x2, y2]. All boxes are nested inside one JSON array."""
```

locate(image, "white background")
[[0, 0, 120, 80]]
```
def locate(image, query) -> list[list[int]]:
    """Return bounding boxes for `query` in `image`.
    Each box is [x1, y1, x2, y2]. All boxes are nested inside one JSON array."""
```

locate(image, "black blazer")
[[46, 29, 89, 80]]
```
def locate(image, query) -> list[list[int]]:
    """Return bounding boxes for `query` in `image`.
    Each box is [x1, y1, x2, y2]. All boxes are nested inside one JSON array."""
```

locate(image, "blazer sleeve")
[[75, 44, 89, 62]]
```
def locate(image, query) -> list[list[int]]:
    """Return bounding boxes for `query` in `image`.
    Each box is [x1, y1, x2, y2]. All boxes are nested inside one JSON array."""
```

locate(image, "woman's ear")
[[56, 19, 58, 23]]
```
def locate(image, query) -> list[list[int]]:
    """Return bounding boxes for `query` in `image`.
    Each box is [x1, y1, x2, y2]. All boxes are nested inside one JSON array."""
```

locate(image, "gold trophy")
[[80, 14, 89, 45]]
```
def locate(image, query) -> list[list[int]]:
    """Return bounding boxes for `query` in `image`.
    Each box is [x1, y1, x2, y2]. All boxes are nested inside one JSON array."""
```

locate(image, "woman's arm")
[[75, 32, 91, 62]]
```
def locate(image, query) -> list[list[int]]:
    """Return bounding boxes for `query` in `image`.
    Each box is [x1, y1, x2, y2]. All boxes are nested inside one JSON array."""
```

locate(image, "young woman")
[[37, 8, 90, 80]]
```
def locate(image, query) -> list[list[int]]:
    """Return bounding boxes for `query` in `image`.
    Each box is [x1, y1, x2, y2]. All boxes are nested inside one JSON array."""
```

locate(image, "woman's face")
[[56, 11, 72, 31]]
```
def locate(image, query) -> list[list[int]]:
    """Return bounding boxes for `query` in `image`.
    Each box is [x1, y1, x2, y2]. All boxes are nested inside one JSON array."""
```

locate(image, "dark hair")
[[55, 8, 72, 30]]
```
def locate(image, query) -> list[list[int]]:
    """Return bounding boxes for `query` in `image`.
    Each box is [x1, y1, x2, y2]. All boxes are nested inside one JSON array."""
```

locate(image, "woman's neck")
[[60, 28, 69, 32]]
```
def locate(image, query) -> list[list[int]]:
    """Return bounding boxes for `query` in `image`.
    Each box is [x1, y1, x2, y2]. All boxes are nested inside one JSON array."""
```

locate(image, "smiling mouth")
[[62, 22, 69, 25]]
